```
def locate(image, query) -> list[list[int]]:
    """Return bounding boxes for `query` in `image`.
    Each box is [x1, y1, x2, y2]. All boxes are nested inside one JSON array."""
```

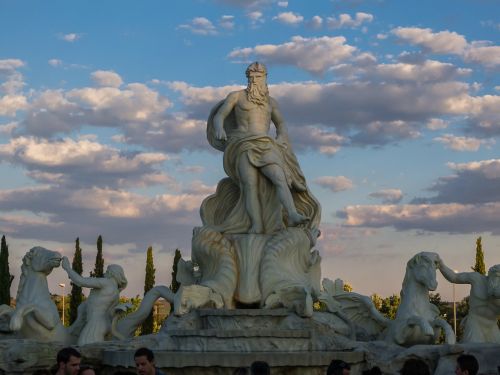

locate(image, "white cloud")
[[327, 12, 373, 29], [448, 159, 500, 179], [178, 17, 218, 36], [0, 59, 24, 73], [426, 118, 449, 130], [247, 11, 264, 25], [315, 176, 354, 192], [369, 189, 403, 204], [60, 33, 81, 42], [91, 70, 124, 88], [392, 27, 468, 55], [228, 35, 357, 75], [0, 94, 28, 116], [376, 33, 388, 40], [308, 16, 323, 29], [434, 134, 494, 151], [273, 11, 304, 25], [374, 60, 471, 82], [48, 59, 63, 67], [464, 43, 500, 68], [277, 1, 288, 7], [219, 15, 235, 30]]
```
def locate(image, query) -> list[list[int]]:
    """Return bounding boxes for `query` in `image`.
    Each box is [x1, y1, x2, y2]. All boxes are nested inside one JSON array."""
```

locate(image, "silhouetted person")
[[250, 361, 270, 375], [400, 359, 430, 375], [456, 354, 479, 375], [327, 360, 350, 375]]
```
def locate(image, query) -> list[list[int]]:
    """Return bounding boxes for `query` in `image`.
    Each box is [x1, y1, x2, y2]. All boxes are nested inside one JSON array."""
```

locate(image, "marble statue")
[[0, 247, 171, 344], [328, 252, 455, 346], [0, 247, 71, 343], [61, 256, 128, 345], [175, 62, 322, 316], [438, 258, 500, 343]]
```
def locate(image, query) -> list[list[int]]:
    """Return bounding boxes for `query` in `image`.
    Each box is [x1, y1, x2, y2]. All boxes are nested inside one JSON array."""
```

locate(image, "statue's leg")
[[238, 155, 264, 233], [260, 164, 309, 226], [433, 317, 456, 344]]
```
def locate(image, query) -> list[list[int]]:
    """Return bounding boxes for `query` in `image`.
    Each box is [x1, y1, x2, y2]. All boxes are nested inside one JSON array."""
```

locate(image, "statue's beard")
[[246, 81, 269, 106]]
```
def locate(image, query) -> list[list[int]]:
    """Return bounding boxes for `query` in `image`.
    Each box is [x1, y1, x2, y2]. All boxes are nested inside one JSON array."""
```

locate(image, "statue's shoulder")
[[224, 89, 244, 103]]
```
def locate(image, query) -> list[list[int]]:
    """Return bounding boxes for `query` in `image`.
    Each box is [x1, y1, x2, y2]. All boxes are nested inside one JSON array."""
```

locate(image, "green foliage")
[[472, 236, 486, 275], [371, 293, 400, 319], [343, 282, 353, 292], [90, 235, 105, 278], [141, 246, 156, 335], [170, 249, 182, 293], [69, 237, 84, 325], [0, 235, 14, 306]]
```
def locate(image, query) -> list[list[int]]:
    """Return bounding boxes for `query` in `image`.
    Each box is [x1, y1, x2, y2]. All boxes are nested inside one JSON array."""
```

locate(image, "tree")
[[69, 237, 84, 325], [0, 235, 14, 306], [141, 246, 156, 335], [170, 249, 182, 293], [471, 236, 486, 275], [90, 235, 105, 278]]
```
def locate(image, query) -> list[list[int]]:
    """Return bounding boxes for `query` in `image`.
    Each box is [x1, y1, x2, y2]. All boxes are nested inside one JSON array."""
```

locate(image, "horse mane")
[[16, 249, 35, 301]]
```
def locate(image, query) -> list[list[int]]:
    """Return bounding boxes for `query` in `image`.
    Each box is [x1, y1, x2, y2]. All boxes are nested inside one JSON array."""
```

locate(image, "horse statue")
[[319, 252, 456, 346], [0, 247, 72, 343], [0, 246, 175, 343]]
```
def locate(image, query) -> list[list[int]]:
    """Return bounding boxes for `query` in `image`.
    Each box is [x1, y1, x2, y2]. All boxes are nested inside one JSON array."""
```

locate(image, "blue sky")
[[0, 0, 499, 299]]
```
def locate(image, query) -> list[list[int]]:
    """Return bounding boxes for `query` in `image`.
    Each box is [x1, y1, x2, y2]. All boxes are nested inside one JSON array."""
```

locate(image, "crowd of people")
[[30, 347, 481, 375]]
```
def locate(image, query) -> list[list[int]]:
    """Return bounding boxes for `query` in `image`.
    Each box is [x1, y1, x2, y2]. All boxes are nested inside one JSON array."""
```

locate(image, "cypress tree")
[[69, 237, 84, 325], [91, 235, 105, 278], [0, 235, 14, 306], [141, 246, 156, 335], [170, 249, 182, 293], [472, 236, 486, 275]]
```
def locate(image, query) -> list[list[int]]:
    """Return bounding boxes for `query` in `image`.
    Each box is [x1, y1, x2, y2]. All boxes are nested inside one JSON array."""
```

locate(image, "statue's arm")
[[213, 91, 239, 140], [438, 257, 474, 284], [61, 256, 105, 289], [270, 97, 289, 143]]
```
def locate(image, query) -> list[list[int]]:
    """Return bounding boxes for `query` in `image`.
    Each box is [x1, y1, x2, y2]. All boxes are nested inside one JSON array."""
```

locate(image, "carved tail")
[[112, 286, 174, 339]]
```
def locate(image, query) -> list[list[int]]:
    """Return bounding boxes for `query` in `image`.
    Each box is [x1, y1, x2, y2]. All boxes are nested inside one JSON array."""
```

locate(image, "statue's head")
[[245, 62, 269, 105], [23, 246, 62, 275], [487, 264, 500, 298], [105, 264, 128, 291], [405, 252, 439, 291]]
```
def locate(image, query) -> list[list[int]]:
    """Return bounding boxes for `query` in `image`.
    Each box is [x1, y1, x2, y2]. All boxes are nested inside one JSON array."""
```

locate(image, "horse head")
[[405, 252, 439, 292], [23, 247, 62, 275]]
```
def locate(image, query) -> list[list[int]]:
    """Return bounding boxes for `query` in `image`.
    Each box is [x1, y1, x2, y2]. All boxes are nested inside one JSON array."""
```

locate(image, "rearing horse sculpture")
[[321, 252, 456, 346]]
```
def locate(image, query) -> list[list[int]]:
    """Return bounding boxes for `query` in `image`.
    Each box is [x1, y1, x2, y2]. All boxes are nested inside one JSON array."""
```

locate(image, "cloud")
[[91, 70, 123, 88], [338, 202, 500, 234], [48, 59, 63, 67], [246, 11, 264, 26], [228, 35, 357, 75], [392, 27, 468, 55], [277, 1, 288, 7], [219, 15, 235, 30], [178, 17, 218, 36], [60, 33, 82, 42], [315, 176, 354, 192], [273, 12, 304, 25], [0, 59, 27, 113], [0, 136, 174, 189], [369, 189, 403, 204], [308, 16, 323, 29], [464, 42, 500, 68], [434, 134, 494, 151], [426, 118, 448, 130], [327, 12, 373, 29], [374, 60, 471, 82]]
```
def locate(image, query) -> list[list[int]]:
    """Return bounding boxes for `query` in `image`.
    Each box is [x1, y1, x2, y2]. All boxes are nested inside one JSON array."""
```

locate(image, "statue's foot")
[[288, 212, 309, 227]]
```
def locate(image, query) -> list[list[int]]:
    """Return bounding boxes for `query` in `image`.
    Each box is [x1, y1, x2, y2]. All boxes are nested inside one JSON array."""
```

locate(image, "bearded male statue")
[[204, 61, 320, 234], [438, 258, 500, 343], [174, 63, 322, 315]]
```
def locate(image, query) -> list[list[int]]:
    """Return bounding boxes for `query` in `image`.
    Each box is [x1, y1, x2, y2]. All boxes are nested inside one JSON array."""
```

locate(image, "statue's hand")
[[215, 127, 227, 141], [276, 133, 289, 147], [61, 256, 71, 271]]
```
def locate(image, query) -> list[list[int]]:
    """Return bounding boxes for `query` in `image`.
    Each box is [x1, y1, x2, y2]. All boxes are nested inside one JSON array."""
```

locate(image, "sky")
[[0, 0, 499, 301]]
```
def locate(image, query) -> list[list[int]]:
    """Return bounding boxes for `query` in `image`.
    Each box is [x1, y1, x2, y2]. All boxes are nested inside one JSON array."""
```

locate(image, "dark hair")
[[363, 367, 382, 375], [457, 354, 479, 375], [328, 360, 351, 375], [78, 365, 96, 374], [400, 359, 430, 375], [250, 361, 270, 375], [233, 367, 249, 375], [134, 347, 154, 362], [57, 347, 81, 365]]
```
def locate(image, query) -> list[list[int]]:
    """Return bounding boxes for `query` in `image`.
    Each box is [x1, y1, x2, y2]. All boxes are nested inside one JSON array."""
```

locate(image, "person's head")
[[78, 365, 96, 375], [399, 358, 430, 375], [327, 360, 351, 375], [56, 347, 81, 375], [456, 354, 479, 375], [105, 264, 128, 291], [250, 361, 270, 375], [245, 62, 268, 105], [134, 348, 156, 375], [487, 264, 500, 298]]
